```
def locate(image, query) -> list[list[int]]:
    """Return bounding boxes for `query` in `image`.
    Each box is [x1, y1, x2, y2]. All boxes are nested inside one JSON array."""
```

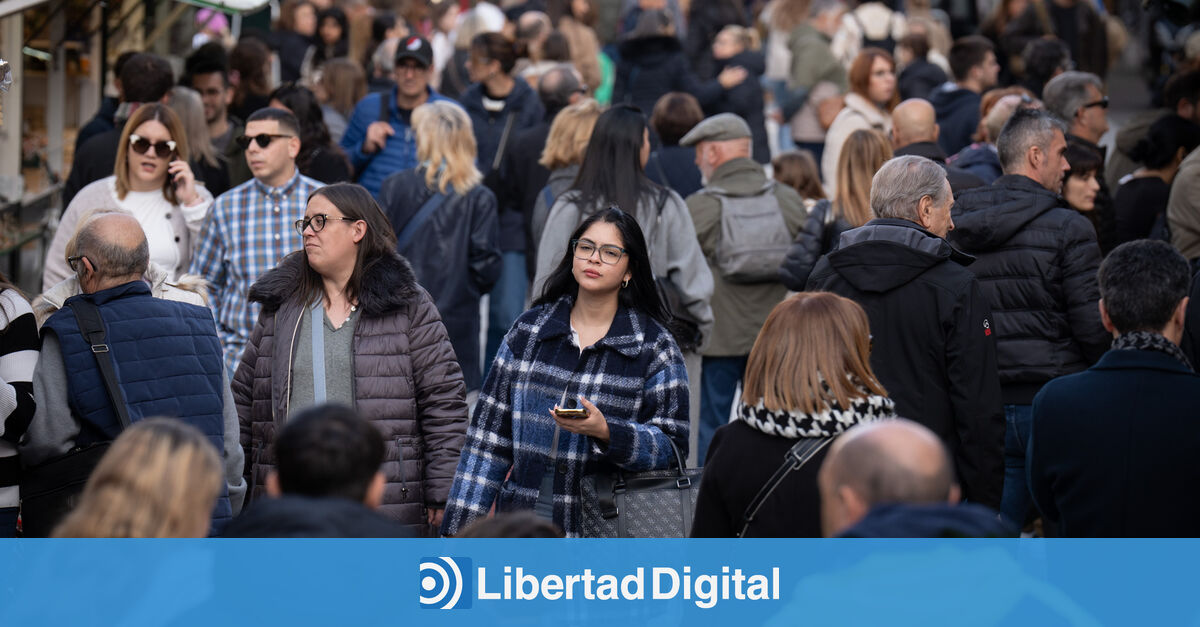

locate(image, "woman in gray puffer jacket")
[[233, 183, 469, 536]]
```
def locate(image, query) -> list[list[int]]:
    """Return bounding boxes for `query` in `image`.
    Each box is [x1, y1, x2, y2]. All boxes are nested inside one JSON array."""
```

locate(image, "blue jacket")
[[930, 84, 982, 157], [339, 87, 456, 198], [42, 281, 233, 531], [838, 503, 1015, 538], [1029, 348, 1200, 537]]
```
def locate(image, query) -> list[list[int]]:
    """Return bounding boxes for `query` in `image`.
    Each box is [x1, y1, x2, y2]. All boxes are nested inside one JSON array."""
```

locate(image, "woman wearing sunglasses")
[[234, 183, 469, 537], [441, 207, 691, 537], [44, 103, 212, 290]]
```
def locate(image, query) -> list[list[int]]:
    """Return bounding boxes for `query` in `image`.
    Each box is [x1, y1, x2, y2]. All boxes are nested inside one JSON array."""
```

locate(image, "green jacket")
[[687, 157, 806, 357]]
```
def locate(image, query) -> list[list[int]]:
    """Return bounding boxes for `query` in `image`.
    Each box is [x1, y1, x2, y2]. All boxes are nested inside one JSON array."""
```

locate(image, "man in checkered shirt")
[[190, 107, 324, 379]]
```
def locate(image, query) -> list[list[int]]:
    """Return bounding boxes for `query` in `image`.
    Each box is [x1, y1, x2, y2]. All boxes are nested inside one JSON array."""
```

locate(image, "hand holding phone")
[[553, 389, 588, 419]]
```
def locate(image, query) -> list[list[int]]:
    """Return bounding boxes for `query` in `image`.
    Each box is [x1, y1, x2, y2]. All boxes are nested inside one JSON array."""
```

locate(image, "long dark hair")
[[298, 183, 398, 308], [535, 207, 674, 335], [270, 83, 350, 174], [313, 7, 350, 67], [571, 105, 660, 222]]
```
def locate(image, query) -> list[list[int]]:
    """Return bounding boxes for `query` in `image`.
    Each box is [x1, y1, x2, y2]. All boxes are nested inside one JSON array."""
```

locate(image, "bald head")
[[818, 419, 960, 536], [891, 99, 938, 148], [538, 64, 583, 114], [73, 212, 149, 290]]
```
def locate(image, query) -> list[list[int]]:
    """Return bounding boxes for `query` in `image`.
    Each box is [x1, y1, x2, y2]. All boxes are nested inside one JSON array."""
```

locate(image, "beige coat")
[[1168, 147, 1200, 260], [821, 92, 893, 194]]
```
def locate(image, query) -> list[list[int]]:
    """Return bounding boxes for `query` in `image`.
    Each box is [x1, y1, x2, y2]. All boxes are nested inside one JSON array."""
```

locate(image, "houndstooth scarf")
[[1112, 331, 1193, 371], [736, 383, 896, 439]]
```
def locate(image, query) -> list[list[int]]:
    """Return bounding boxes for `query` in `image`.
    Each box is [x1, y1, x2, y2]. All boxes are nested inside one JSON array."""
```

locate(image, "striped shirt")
[[190, 169, 323, 379], [0, 289, 39, 510]]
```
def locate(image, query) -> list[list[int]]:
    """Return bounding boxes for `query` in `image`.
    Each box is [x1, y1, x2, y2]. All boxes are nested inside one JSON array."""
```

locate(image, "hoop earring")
[[622, 279, 629, 288]]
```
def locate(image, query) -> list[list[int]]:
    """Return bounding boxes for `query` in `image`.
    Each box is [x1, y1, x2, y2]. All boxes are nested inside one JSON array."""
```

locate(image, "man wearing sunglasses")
[[1044, 71, 1115, 255], [339, 36, 456, 198], [190, 108, 323, 380]]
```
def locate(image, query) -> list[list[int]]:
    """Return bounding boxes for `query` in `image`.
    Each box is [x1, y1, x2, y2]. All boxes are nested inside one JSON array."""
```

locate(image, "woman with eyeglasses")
[[44, 103, 212, 289], [234, 183, 469, 536], [442, 207, 691, 537]]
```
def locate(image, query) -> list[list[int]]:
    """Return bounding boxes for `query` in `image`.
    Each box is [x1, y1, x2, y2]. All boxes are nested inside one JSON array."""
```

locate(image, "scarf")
[[736, 384, 896, 439], [1111, 331, 1192, 371]]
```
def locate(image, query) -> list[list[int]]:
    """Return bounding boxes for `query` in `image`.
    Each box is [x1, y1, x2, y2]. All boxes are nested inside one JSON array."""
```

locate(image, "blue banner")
[[0, 539, 1190, 625]]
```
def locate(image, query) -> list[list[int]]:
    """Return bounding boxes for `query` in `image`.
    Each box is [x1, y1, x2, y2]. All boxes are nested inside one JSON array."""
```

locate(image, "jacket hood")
[[619, 34, 683, 61], [928, 84, 977, 109], [461, 77, 537, 114], [949, 143, 996, 168], [950, 174, 1064, 250], [248, 250, 420, 317], [715, 50, 765, 75], [221, 495, 414, 538], [837, 503, 1016, 538], [825, 219, 973, 293]]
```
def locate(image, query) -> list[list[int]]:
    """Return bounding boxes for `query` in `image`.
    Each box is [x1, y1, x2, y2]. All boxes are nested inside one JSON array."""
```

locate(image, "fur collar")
[[248, 250, 420, 317]]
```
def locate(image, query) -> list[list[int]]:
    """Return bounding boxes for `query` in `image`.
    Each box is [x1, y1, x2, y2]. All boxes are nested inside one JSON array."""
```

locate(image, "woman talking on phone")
[[43, 104, 213, 289], [441, 208, 690, 537]]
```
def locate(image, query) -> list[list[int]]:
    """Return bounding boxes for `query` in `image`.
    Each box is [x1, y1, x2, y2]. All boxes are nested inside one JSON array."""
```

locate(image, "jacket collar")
[[894, 141, 948, 163], [535, 295, 646, 359], [707, 157, 766, 189], [843, 92, 890, 129], [253, 168, 303, 199], [66, 280, 151, 307], [843, 218, 975, 266], [249, 250, 420, 317], [1093, 347, 1198, 376]]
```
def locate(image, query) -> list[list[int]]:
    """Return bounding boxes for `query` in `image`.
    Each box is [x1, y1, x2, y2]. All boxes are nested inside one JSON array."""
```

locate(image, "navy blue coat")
[[1029, 348, 1200, 537]]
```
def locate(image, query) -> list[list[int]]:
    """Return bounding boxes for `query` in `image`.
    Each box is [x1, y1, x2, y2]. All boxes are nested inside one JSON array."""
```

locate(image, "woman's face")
[[302, 195, 365, 279], [1064, 170, 1100, 212], [640, 128, 651, 168], [294, 4, 317, 37], [126, 119, 174, 190], [437, 5, 460, 33], [866, 56, 897, 106], [319, 16, 342, 45], [712, 31, 742, 61], [572, 221, 632, 296], [1007, 0, 1029, 18]]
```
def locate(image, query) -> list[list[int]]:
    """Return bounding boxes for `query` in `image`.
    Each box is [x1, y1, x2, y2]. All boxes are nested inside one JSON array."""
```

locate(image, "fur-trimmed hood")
[[248, 250, 420, 317]]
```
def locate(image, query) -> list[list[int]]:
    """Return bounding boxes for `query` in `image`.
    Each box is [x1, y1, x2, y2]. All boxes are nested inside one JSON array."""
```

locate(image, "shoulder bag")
[[738, 436, 832, 538], [581, 437, 703, 538]]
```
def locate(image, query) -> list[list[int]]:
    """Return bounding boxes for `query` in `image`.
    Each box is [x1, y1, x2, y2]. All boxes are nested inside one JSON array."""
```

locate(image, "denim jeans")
[[484, 251, 527, 378], [698, 355, 748, 465], [1001, 404, 1034, 528]]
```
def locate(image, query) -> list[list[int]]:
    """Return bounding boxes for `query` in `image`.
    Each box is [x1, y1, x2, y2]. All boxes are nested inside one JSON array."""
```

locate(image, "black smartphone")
[[554, 389, 587, 419]]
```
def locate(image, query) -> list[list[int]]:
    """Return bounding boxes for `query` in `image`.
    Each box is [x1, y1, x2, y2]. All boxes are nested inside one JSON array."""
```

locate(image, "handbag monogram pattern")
[[581, 438, 702, 538]]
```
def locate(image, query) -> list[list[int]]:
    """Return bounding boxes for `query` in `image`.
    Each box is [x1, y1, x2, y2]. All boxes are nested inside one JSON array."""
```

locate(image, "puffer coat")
[[232, 251, 469, 535]]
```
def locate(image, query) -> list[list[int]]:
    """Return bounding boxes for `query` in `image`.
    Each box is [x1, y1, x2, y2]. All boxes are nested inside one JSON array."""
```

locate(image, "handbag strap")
[[599, 436, 689, 521], [396, 191, 447, 249], [69, 299, 132, 430], [738, 436, 832, 538], [491, 112, 517, 172]]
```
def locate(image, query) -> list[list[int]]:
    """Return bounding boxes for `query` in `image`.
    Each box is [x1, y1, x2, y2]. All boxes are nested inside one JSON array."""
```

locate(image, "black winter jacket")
[[807, 219, 1004, 509], [929, 84, 981, 157], [614, 35, 722, 115], [699, 51, 770, 164], [778, 199, 851, 291], [898, 59, 948, 100], [950, 174, 1109, 403], [838, 503, 1015, 538], [223, 495, 414, 538], [379, 168, 503, 391]]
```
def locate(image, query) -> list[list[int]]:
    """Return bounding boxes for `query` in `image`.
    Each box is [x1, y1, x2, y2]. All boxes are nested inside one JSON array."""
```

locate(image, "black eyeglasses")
[[572, 239, 626, 265], [129, 134, 177, 159], [67, 255, 96, 273], [1082, 97, 1109, 110], [295, 214, 358, 235], [236, 133, 295, 150]]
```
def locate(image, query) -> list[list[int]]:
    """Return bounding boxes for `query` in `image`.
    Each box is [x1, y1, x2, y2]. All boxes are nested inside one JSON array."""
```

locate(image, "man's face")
[[979, 51, 1000, 90], [1038, 130, 1069, 193], [393, 59, 431, 100], [694, 141, 714, 184], [1076, 84, 1110, 140], [925, 179, 955, 238], [244, 120, 299, 185], [191, 71, 232, 125]]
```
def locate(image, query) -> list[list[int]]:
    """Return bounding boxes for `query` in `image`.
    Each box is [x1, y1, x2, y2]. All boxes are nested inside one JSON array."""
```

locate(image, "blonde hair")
[[166, 86, 219, 169], [835, 129, 892, 227], [539, 98, 602, 169], [115, 103, 190, 204], [413, 101, 483, 193], [742, 292, 888, 415], [53, 419, 222, 538], [718, 25, 761, 52]]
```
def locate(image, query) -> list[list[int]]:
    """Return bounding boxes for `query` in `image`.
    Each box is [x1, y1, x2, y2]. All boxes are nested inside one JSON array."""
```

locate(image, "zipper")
[[280, 307, 304, 420], [396, 437, 409, 498]]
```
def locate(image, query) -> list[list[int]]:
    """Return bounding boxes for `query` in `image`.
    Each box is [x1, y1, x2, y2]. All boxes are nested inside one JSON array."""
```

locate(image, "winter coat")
[[778, 199, 851, 292], [830, 2, 908, 68], [893, 141, 986, 195], [898, 59, 948, 100], [948, 143, 1003, 184], [339, 87, 457, 198], [614, 35, 723, 115], [691, 390, 895, 538], [496, 118, 554, 276], [459, 79, 546, 252], [1106, 109, 1169, 190], [233, 252, 469, 535], [929, 84, 982, 157], [838, 503, 1015, 537], [1029, 348, 1200, 537], [785, 24, 847, 144], [950, 174, 1109, 403], [1168, 148, 1200, 261], [378, 168, 503, 391], [807, 218, 1004, 509], [645, 146, 703, 200], [222, 495, 414, 538], [440, 296, 690, 537], [821, 92, 892, 193], [687, 157, 807, 357], [536, 185, 715, 344], [697, 51, 770, 164], [1114, 176, 1171, 245]]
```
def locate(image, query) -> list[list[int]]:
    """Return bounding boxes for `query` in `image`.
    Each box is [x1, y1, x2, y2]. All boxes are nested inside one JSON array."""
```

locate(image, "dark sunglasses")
[[1082, 97, 1109, 110], [235, 133, 295, 150], [129, 134, 177, 159], [295, 213, 358, 235]]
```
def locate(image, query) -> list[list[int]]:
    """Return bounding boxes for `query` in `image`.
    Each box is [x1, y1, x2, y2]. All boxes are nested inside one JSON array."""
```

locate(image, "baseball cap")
[[394, 35, 434, 68]]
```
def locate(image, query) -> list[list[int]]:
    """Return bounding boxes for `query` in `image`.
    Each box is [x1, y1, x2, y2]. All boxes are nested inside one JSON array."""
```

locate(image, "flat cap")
[[678, 113, 752, 146]]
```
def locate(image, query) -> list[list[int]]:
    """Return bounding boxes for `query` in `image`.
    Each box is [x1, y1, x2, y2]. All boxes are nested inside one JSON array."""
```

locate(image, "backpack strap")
[[354, 91, 392, 183], [738, 436, 832, 538], [491, 112, 518, 172], [69, 299, 132, 430], [541, 185, 556, 211], [396, 191, 447, 249]]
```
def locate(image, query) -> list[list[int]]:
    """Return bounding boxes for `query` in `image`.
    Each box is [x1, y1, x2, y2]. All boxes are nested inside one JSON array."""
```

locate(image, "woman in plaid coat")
[[441, 208, 690, 537]]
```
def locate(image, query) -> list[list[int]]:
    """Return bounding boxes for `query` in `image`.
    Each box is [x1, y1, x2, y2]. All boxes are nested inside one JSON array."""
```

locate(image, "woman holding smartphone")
[[43, 104, 212, 289], [441, 207, 691, 537]]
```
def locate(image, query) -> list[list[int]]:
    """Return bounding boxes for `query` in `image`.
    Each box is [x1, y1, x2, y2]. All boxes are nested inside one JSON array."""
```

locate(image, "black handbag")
[[581, 438, 703, 538], [19, 299, 132, 537]]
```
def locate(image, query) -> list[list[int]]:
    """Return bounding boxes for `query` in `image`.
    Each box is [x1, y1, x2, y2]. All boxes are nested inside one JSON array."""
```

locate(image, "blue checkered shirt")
[[189, 170, 323, 379]]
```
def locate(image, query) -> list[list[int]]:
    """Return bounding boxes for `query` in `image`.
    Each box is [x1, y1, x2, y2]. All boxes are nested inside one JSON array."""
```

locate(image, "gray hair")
[[74, 213, 149, 280], [870, 155, 949, 222], [809, 0, 842, 16], [1042, 71, 1104, 123], [538, 64, 583, 112], [996, 107, 1067, 173]]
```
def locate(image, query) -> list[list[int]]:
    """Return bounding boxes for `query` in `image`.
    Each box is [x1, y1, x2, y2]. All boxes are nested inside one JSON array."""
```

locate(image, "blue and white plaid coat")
[[441, 295, 690, 537]]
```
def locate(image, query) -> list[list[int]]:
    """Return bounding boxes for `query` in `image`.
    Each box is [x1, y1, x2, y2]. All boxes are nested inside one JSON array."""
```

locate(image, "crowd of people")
[[4, 0, 1200, 538]]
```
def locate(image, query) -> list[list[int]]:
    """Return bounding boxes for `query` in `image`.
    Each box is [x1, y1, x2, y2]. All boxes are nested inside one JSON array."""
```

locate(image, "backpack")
[[710, 181, 792, 283], [851, 10, 897, 55]]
